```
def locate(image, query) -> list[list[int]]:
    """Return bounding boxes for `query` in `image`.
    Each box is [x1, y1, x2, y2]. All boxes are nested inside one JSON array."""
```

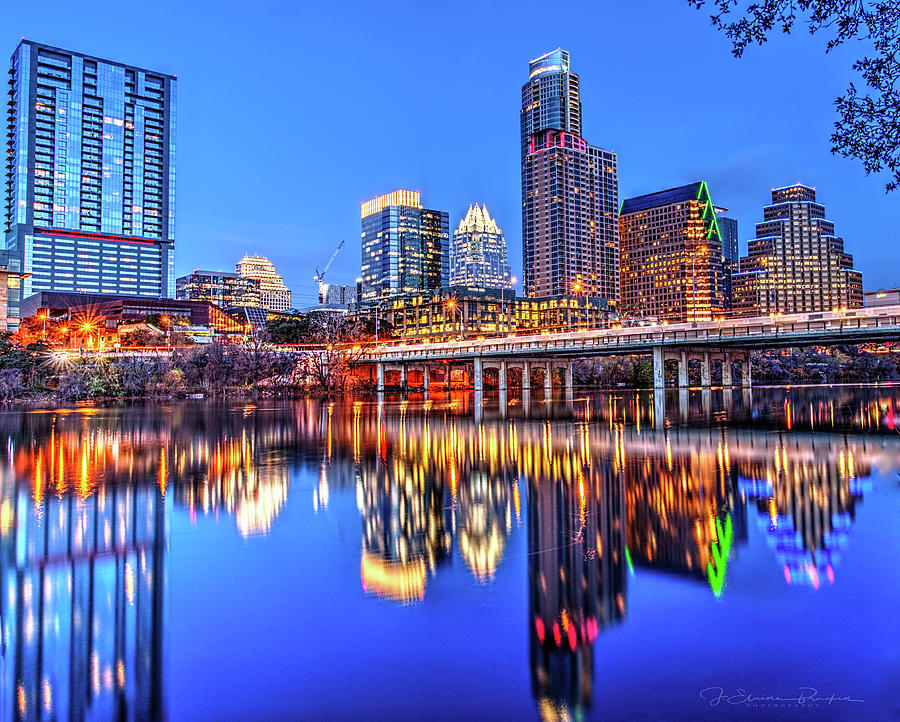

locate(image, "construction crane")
[[314, 240, 345, 303]]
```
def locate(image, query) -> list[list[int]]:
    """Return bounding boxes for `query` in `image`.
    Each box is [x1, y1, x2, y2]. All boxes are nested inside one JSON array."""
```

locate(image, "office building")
[[718, 214, 739, 308], [176, 269, 260, 308], [521, 48, 619, 302], [732, 184, 863, 316], [3, 40, 176, 327], [449, 204, 512, 289], [865, 288, 900, 307], [360, 190, 449, 301], [355, 286, 613, 341], [619, 182, 726, 323], [318, 282, 357, 306], [235, 255, 292, 311]]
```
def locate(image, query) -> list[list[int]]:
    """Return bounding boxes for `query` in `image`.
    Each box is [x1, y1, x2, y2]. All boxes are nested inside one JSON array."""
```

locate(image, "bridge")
[[357, 305, 900, 393]]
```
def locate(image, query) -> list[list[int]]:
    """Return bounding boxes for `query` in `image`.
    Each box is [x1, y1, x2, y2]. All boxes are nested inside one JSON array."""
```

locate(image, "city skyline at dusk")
[[4, 0, 896, 307]]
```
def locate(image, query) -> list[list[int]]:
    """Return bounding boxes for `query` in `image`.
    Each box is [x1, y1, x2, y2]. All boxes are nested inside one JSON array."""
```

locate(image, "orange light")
[[81, 323, 92, 332]]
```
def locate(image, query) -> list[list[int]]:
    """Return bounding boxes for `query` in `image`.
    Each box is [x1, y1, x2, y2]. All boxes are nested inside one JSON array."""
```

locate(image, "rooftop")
[[620, 182, 704, 216]]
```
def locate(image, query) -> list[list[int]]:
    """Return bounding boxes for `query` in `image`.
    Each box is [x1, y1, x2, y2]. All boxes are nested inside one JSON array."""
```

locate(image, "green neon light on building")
[[706, 513, 733, 597]]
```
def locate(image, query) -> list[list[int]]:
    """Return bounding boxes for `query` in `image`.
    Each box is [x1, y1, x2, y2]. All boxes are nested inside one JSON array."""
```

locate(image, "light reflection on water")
[[1, 386, 899, 720]]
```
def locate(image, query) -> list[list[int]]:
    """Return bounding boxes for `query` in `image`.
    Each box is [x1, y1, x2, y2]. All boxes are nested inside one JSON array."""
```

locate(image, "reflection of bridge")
[[357, 306, 900, 392]]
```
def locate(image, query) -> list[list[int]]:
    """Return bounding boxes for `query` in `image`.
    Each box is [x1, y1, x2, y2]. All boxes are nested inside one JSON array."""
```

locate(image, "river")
[[0, 386, 898, 720]]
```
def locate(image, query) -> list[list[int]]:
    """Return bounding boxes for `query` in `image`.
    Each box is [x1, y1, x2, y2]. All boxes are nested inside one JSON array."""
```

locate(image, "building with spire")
[[449, 204, 511, 290], [732, 184, 863, 316], [235, 255, 292, 311], [619, 182, 727, 323], [521, 48, 619, 302]]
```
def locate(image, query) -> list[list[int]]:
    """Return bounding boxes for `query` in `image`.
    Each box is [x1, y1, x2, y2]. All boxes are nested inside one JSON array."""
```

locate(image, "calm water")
[[1, 386, 899, 721]]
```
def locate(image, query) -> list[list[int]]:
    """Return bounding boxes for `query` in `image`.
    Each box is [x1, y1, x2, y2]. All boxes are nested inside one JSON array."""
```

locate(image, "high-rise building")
[[360, 190, 448, 301], [449, 204, 512, 290], [717, 214, 739, 308], [318, 282, 357, 306], [3, 40, 176, 326], [619, 182, 726, 322], [176, 269, 260, 308], [732, 184, 863, 316], [521, 48, 619, 302], [235, 256, 292, 311]]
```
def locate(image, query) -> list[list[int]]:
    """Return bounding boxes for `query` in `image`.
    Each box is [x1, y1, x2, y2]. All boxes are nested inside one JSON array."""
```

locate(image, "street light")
[[445, 298, 462, 340], [502, 276, 517, 333]]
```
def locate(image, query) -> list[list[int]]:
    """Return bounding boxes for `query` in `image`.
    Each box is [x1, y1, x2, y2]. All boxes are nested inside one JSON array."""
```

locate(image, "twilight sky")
[[5, 0, 897, 306]]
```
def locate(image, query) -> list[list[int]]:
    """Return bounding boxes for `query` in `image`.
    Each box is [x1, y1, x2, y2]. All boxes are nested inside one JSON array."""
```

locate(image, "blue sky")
[[5, 0, 897, 306]]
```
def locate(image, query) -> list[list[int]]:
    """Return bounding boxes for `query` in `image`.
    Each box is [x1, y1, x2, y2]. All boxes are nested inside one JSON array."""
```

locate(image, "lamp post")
[[571, 278, 584, 333], [445, 298, 462, 340], [38, 311, 47, 342], [502, 276, 517, 333]]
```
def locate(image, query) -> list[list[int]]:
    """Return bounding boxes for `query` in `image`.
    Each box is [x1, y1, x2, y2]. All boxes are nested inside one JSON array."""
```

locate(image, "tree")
[[298, 314, 368, 394], [690, 0, 900, 190]]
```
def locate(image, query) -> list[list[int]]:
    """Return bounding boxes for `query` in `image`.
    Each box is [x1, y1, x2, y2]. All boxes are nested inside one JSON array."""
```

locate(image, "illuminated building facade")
[[3, 40, 177, 328], [235, 255, 292, 311], [731, 184, 863, 316], [176, 269, 260, 308], [528, 438, 626, 717], [449, 204, 511, 289], [619, 182, 726, 323], [360, 190, 449, 301], [718, 214, 739, 308], [355, 286, 613, 340], [521, 49, 619, 302]]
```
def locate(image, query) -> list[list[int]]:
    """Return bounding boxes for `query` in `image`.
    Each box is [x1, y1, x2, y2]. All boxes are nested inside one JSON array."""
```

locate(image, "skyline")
[[4, 0, 897, 307]]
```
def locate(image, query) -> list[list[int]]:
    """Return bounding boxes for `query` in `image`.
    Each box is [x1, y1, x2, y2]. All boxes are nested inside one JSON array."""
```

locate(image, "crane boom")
[[313, 239, 345, 285]]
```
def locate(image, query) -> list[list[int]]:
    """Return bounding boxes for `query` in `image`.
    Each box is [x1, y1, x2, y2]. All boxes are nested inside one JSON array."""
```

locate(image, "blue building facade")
[[4, 40, 176, 325], [717, 215, 739, 308], [360, 190, 449, 301]]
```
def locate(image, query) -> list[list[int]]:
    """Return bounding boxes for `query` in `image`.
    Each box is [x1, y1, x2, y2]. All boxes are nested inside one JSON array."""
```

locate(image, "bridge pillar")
[[522, 361, 531, 391], [544, 362, 553, 398], [376, 362, 385, 392], [444, 363, 452, 390], [652, 346, 665, 389], [400, 364, 408, 391], [722, 353, 733, 387], [653, 389, 665, 430], [499, 361, 507, 392], [423, 364, 430, 390], [701, 352, 711, 388], [741, 356, 752, 388], [564, 361, 574, 397], [473, 357, 484, 393], [678, 351, 688, 389]]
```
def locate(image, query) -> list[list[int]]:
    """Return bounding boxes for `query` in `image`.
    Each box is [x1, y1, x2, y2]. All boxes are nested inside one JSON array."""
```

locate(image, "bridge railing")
[[357, 306, 900, 361]]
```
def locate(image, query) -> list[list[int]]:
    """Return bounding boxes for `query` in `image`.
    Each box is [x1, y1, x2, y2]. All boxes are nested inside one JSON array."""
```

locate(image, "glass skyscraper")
[[360, 190, 449, 301], [717, 214, 739, 308], [449, 204, 512, 290], [3, 40, 176, 325], [521, 48, 619, 301]]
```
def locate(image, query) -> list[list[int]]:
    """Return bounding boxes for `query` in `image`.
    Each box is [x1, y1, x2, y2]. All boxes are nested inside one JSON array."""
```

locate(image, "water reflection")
[[0, 386, 897, 719]]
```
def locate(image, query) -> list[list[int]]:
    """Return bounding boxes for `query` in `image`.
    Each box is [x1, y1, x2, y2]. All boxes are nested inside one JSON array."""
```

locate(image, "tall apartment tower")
[[732, 184, 863, 316], [717, 214, 739, 308], [449, 204, 512, 289], [521, 48, 619, 301], [360, 190, 448, 301], [3, 40, 176, 324], [235, 256, 292, 311], [619, 182, 726, 323]]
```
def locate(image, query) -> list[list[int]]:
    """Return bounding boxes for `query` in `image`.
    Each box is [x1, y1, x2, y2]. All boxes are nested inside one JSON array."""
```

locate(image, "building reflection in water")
[[527, 423, 627, 720], [0, 387, 895, 720], [738, 439, 870, 588], [1, 474, 164, 721]]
